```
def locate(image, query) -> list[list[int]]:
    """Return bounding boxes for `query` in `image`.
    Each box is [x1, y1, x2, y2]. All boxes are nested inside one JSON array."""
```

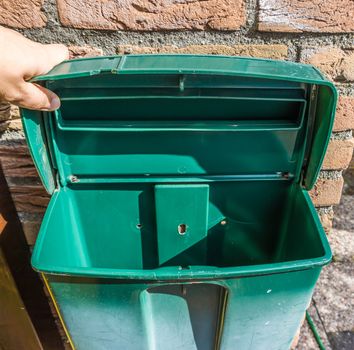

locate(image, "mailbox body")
[[21, 55, 337, 350]]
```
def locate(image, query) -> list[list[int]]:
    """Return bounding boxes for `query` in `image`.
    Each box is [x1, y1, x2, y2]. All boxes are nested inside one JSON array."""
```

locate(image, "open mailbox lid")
[[21, 55, 337, 193]]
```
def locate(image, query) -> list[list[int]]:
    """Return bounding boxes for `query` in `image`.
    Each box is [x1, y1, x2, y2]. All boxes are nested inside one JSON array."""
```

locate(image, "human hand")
[[0, 27, 68, 111]]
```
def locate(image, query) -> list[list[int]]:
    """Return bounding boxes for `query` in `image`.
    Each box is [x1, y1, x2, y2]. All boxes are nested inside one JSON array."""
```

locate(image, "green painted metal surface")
[[20, 55, 337, 349]]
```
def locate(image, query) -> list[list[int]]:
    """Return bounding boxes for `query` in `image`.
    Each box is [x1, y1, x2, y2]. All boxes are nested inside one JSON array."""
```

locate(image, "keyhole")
[[178, 224, 187, 235]]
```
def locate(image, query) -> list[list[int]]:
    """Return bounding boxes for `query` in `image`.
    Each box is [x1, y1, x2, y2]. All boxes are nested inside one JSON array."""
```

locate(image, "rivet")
[[70, 175, 78, 183]]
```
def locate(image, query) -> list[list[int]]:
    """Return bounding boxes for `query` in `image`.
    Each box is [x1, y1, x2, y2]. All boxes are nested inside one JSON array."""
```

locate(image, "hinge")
[[301, 84, 318, 188], [55, 171, 63, 189]]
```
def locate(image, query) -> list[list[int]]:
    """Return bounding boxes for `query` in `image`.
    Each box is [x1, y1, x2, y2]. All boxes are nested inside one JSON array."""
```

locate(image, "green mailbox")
[[21, 55, 337, 350]]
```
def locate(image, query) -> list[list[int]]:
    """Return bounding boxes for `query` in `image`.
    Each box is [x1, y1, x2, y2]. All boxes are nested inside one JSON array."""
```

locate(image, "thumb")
[[17, 82, 61, 111]]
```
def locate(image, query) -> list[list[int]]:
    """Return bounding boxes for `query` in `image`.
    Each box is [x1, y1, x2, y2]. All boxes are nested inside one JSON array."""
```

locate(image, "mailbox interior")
[[33, 181, 328, 274], [21, 55, 336, 279]]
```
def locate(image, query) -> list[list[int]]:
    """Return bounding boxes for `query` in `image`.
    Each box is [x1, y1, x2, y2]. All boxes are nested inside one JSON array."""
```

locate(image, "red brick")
[[300, 47, 354, 82], [9, 185, 49, 213], [69, 45, 103, 59], [258, 0, 354, 33], [322, 139, 354, 170], [0, 155, 38, 178], [0, 143, 39, 178], [57, 0, 246, 31], [0, 0, 46, 28], [309, 177, 344, 207], [334, 96, 354, 131]]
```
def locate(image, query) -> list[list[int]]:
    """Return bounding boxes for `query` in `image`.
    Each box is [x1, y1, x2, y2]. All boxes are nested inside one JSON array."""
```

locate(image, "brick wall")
[[0, 0, 353, 244]]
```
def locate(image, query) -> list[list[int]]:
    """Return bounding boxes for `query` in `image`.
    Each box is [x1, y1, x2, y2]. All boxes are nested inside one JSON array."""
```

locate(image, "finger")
[[13, 83, 60, 111], [36, 44, 69, 75], [44, 44, 69, 67]]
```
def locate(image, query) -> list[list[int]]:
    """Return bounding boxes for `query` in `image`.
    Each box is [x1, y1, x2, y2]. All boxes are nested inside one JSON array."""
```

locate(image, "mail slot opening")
[[59, 97, 306, 126]]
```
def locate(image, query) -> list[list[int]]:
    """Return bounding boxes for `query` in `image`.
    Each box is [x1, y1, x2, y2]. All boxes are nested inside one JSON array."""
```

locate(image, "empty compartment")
[[32, 180, 329, 277]]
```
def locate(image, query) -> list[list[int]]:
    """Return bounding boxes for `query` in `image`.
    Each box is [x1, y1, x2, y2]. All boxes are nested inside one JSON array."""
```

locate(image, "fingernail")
[[50, 96, 61, 110]]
